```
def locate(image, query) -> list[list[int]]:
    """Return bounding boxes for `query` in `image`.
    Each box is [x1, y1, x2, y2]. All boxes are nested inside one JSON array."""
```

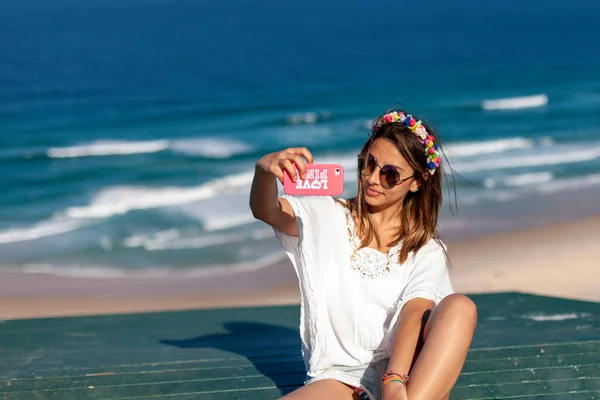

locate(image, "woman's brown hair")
[[344, 110, 448, 264]]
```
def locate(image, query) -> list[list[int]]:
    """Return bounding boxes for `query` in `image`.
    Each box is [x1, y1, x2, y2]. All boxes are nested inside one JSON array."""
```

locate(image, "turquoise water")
[[1, 0, 600, 276]]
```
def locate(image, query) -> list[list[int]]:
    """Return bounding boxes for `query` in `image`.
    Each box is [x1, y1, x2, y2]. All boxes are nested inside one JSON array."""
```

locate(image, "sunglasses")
[[359, 153, 414, 189]]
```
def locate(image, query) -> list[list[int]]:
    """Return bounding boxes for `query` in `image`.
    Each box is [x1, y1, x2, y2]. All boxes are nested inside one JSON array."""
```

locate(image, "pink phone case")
[[283, 163, 344, 196]]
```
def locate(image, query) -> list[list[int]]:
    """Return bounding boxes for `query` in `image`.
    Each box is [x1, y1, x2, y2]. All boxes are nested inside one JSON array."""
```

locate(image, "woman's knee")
[[422, 294, 477, 343], [439, 294, 478, 326]]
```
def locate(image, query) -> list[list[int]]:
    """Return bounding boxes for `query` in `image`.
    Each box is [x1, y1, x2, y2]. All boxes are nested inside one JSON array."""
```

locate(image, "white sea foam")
[[123, 228, 273, 251], [287, 112, 318, 124], [285, 111, 330, 125], [482, 94, 549, 111], [179, 251, 288, 277], [0, 170, 257, 244], [175, 192, 257, 232], [63, 186, 216, 218], [535, 173, 600, 194], [18, 251, 288, 279], [470, 173, 600, 204], [446, 138, 535, 158], [540, 137, 554, 147], [202, 213, 258, 231], [62, 170, 254, 219], [19, 263, 173, 278], [484, 172, 554, 189], [123, 229, 181, 249], [47, 137, 254, 159], [523, 313, 583, 321], [454, 145, 600, 173], [47, 140, 170, 158], [504, 172, 554, 187], [170, 137, 254, 158], [494, 192, 522, 203], [0, 218, 91, 244]]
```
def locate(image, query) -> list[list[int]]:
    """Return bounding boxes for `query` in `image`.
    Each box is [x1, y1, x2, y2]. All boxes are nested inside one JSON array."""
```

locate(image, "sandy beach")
[[2, 214, 600, 321]]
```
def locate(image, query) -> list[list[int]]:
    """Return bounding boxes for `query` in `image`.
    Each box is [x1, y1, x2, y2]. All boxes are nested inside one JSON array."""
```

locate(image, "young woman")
[[250, 109, 477, 400]]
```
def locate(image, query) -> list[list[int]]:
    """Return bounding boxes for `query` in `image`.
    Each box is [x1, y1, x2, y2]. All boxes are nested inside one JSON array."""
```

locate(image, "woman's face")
[[360, 138, 420, 208]]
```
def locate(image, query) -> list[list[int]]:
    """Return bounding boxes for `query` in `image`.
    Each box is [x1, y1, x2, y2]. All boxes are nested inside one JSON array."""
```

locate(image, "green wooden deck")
[[1, 292, 599, 399]]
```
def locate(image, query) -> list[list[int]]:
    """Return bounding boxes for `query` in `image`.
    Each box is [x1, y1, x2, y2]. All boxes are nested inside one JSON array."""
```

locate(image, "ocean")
[[1, 0, 600, 278]]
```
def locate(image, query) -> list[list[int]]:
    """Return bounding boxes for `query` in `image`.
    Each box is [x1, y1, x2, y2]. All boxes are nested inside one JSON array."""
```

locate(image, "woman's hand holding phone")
[[256, 147, 344, 196], [256, 147, 314, 183]]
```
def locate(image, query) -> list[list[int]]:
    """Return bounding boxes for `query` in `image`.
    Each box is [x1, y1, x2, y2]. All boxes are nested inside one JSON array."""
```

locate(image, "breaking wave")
[[481, 94, 549, 111], [47, 137, 254, 159], [48, 140, 170, 158]]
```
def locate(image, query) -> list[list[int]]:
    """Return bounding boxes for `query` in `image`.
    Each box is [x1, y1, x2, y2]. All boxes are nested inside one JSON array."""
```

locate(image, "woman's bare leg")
[[280, 379, 359, 400], [406, 294, 478, 400]]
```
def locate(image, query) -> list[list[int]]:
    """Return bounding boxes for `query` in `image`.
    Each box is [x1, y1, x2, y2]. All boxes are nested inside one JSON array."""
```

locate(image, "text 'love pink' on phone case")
[[283, 164, 344, 196]]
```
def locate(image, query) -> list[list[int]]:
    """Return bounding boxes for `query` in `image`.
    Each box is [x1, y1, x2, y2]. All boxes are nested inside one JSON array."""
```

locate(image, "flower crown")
[[372, 111, 441, 175]]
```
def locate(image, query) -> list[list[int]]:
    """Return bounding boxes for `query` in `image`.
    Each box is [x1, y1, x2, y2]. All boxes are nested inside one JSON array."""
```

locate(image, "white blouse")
[[273, 195, 454, 379]]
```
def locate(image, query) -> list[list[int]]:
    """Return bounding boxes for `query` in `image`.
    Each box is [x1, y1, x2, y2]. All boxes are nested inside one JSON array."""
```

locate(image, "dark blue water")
[[1, 0, 600, 276]]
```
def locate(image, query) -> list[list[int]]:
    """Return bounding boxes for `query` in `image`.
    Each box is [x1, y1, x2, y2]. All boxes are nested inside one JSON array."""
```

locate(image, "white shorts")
[[304, 358, 389, 400]]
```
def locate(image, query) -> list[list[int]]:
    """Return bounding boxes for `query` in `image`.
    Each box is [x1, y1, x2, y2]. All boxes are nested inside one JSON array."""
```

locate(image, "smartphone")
[[283, 163, 344, 196]]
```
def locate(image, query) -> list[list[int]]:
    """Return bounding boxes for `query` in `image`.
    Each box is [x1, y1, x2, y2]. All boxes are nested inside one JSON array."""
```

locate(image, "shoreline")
[[0, 259, 301, 320], [2, 214, 600, 320], [447, 214, 600, 302]]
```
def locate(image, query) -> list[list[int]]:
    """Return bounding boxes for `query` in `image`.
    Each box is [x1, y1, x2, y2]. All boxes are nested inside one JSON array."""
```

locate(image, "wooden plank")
[[1, 292, 599, 399], [1, 373, 305, 400]]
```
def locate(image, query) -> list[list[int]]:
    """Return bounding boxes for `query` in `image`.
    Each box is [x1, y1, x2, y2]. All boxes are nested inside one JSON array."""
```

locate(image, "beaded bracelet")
[[383, 377, 406, 388], [382, 371, 410, 388]]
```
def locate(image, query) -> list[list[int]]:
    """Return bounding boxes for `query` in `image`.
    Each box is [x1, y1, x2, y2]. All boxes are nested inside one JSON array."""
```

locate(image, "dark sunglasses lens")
[[380, 165, 400, 188], [360, 154, 376, 176]]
